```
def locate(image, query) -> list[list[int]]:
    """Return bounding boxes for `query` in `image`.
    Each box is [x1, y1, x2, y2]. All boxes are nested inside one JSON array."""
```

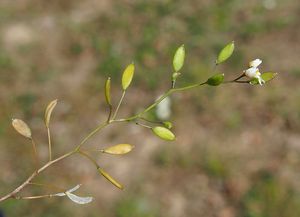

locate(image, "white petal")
[[156, 96, 171, 120], [66, 184, 81, 193], [53, 184, 82, 197], [249, 59, 262, 68], [245, 67, 258, 78], [66, 192, 93, 204]]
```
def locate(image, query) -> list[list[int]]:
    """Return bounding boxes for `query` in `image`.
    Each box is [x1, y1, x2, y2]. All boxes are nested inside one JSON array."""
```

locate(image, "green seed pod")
[[101, 143, 134, 155], [12, 119, 32, 139], [105, 77, 112, 106], [173, 45, 185, 72], [122, 63, 135, 90], [207, 73, 225, 86], [152, 126, 175, 141], [216, 41, 235, 64], [44, 99, 58, 128], [250, 72, 278, 85], [98, 168, 124, 189]]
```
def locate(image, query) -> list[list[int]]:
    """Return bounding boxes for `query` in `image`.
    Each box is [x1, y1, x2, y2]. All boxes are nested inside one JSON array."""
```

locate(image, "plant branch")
[[112, 91, 126, 120], [0, 150, 75, 203]]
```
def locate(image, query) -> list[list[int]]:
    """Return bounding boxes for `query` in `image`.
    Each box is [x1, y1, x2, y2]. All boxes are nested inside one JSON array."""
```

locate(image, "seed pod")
[[152, 126, 175, 141], [44, 99, 58, 128], [207, 73, 225, 86], [173, 45, 185, 72], [12, 119, 32, 139], [216, 41, 235, 64], [122, 63, 135, 90], [104, 77, 112, 106], [101, 144, 134, 155], [98, 168, 124, 190]]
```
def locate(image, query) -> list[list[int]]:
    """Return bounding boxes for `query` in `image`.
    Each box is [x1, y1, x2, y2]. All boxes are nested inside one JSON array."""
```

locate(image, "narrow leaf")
[[122, 63, 135, 90], [152, 126, 175, 141], [102, 144, 134, 155], [12, 119, 32, 139], [207, 73, 225, 86], [105, 77, 112, 106], [173, 44, 185, 72], [216, 41, 235, 64], [44, 99, 58, 128], [250, 72, 278, 85], [66, 192, 93, 204], [98, 168, 124, 190]]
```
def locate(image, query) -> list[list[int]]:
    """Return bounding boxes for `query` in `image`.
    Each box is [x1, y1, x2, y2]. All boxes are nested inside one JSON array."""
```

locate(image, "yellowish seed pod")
[[98, 168, 124, 190], [102, 143, 134, 155], [12, 119, 32, 139], [122, 63, 135, 90], [44, 99, 58, 128]]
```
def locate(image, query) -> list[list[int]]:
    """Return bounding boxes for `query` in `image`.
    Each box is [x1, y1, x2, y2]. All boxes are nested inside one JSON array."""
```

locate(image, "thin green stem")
[[139, 117, 163, 125], [15, 194, 54, 200], [112, 91, 126, 120], [107, 105, 113, 123], [78, 150, 99, 169], [28, 182, 64, 192], [30, 138, 39, 170], [47, 127, 52, 161], [119, 81, 207, 122], [135, 122, 152, 129], [172, 81, 207, 92], [75, 121, 110, 150]]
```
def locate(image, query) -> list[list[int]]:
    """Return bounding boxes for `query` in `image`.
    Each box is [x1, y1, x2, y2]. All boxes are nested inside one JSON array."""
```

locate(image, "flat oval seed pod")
[[45, 99, 58, 128], [98, 168, 124, 190], [152, 126, 175, 141], [173, 44, 185, 72], [12, 119, 32, 139], [105, 77, 112, 106], [207, 73, 225, 86], [102, 144, 134, 155], [122, 63, 135, 90], [217, 41, 235, 64]]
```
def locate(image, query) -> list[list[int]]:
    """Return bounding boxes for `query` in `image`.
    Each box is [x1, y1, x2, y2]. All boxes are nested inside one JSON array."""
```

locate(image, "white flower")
[[156, 96, 171, 120], [244, 59, 265, 85], [249, 59, 262, 68], [53, 184, 93, 204]]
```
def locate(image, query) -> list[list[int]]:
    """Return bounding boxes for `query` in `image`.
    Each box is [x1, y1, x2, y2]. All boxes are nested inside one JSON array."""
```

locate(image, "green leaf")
[[206, 73, 225, 86], [250, 72, 278, 85], [104, 77, 112, 106], [152, 126, 175, 141], [101, 143, 134, 155], [216, 41, 235, 64], [122, 63, 135, 90], [173, 45, 185, 72]]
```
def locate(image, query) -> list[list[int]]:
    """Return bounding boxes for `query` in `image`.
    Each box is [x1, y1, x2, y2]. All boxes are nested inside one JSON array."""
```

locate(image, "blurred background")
[[0, 0, 300, 216]]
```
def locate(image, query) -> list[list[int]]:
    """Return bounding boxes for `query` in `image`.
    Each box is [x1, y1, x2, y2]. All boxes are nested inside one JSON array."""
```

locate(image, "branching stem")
[[0, 74, 251, 203]]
